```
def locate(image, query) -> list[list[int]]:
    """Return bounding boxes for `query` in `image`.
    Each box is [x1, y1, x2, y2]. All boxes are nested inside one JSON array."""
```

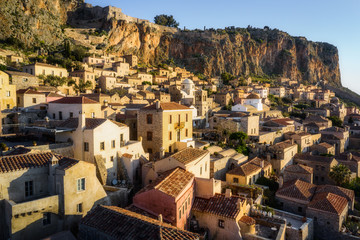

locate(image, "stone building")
[[276, 179, 354, 240], [16, 88, 46, 109], [23, 63, 68, 78], [310, 142, 336, 155], [137, 102, 194, 156], [47, 96, 101, 120], [321, 126, 350, 154], [78, 205, 199, 240], [0, 152, 107, 240], [214, 92, 232, 106], [268, 140, 298, 174], [192, 192, 248, 240], [5, 71, 39, 90], [294, 153, 338, 185], [0, 70, 16, 110], [133, 167, 195, 229], [283, 164, 313, 183], [142, 148, 210, 185], [55, 114, 147, 185], [226, 157, 272, 185], [284, 132, 321, 153]]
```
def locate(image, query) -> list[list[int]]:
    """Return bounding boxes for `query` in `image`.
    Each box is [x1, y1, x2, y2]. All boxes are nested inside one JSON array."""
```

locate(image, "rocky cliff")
[[0, 1, 341, 86], [104, 20, 341, 86], [0, 0, 83, 47]]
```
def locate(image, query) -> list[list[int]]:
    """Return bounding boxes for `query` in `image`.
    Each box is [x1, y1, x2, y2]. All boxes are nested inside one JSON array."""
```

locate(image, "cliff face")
[[106, 21, 341, 86], [0, 0, 83, 47], [0, 1, 341, 86]]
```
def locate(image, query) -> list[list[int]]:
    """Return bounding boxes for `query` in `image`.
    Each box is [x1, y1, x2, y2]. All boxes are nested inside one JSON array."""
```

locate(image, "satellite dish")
[[112, 179, 118, 186]]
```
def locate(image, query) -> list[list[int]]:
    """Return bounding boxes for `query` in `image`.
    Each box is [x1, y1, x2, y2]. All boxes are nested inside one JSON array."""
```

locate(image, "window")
[[205, 163, 207, 172], [6, 91, 10, 97], [233, 177, 239, 183], [120, 134, 124, 147], [200, 167, 202, 175], [186, 114, 188, 122], [77, 178, 85, 191], [100, 142, 105, 150], [43, 213, 51, 226], [218, 219, 225, 228], [60, 72, 63, 77], [84, 142, 89, 152], [169, 115, 172, 124], [31, 97, 36, 104], [42, 69, 45, 75], [321, 177, 324, 182], [112, 140, 116, 148], [185, 129, 188, 137], [298, 207, 302, 213], [77, 203, 83, 213], [25, 181, 33, 197], [147, 148, 153, 154], [53, 113, 55, 119], [315, 176, 318, 181], [169, 146, 172, 153], [69, 112, 73, 118], [314, 217, 317, 222], [6, 104, 10, 109], [110, 156, 114, 162], [179, 208, 182, 220], [169, 131, 172, 140], [178, 114, 181, 122], [91, 112, 95, 118], [59, 111, 63, 120], [147, 132, 153, 141], [52, 70, 55, 76], [146, 114, 153, 124]]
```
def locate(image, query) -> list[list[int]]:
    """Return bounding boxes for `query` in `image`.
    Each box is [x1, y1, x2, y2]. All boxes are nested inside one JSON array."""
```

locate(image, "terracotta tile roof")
[[284, 164, 313, 174], [315, 185, 354, 203], [126, 204, 171, 223], [270, 140, 296, 150], [294, 153, 336, 163], [227, 157, 271, 176], [192, 194, 244, 219], [110, 120, 127, 128], [0, 153, 78, 173], [5, 70, 35, 77], [57, 118, 107, 130], [80, 205, 199, 240], [246, 93, 260, 99], [170, 148, 208, 165], [16, 88, 44, 95], [276, 179, 316, 202], [270, 118, 294, 126], [49, 96, 98, 104], [142, 102, 190, 111], [239, 216, 256, 225], [137, 167, 194, 198], [317, 142, 334, 149], [122, 153, 133, 159], [308, 192, 348, 215]]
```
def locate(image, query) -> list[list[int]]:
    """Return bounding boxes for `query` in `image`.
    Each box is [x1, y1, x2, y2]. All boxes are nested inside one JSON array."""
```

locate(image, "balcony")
[[5, 195, 59, 217]]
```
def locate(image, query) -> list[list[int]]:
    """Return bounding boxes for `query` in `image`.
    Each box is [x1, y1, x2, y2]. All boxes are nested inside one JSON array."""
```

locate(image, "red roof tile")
[[192, 193, 245, 219], [58, 118, 109, 130], [284, 164, 313, 174], [49, 96, 98, 104], [137, 167, 194, 198], [308, 192, 348, 215], [276, 179, 316, 202], [142, 102, 190, 111], [169, 148, 208, 165], [80, 205, 199, 240], [227, 157, 271, 176]]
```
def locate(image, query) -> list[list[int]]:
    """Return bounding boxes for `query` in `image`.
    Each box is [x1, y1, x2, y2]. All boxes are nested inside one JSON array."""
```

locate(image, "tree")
[[327, 116, 343, 127], [69, 79, 93, 93], [329, 164, 351, 186], [154, 14, 179, 28], [220, 72, 235, 85], [229, 131, 248, 145], [39, 75, 69, 87]]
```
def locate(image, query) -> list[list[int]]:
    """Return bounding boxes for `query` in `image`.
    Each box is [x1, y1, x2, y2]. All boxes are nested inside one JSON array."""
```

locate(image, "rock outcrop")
[[0, 1, 341, 86]]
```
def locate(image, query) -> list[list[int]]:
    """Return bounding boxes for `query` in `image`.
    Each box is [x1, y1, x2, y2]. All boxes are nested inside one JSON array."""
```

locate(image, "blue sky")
[[86, 0, 360, 93]]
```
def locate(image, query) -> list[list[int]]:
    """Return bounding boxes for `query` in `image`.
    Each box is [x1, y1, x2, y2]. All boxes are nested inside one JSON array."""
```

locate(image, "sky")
[[86, 0, 360, 93]]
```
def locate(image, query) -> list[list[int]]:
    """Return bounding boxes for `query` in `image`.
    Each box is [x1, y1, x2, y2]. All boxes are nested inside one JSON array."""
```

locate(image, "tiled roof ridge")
[[154, 167, 182, 190]]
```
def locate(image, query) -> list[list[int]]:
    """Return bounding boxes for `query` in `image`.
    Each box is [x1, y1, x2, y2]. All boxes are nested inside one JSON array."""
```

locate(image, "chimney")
[[158, 214, 163, 224], [155, 100, 160, 110], [79, 111, 86, 130], [236, 198, 242, 210], [160, 147, 165, 159], [290, 138, 294, 145], [225, 189, 232, 198]]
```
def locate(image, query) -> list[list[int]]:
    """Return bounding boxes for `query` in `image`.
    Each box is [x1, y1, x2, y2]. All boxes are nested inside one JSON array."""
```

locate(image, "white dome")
[[182, 78, 194, 85]]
